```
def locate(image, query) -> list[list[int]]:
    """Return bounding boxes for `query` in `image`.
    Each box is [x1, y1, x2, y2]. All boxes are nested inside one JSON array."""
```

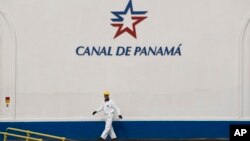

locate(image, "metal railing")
[[7, 127, 66, 141], [0, 131, 42, 141]]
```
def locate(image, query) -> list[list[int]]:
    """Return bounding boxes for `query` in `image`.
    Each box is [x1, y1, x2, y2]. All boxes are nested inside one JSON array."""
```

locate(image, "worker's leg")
[[109, 125, 117, 139], [101, 115, 113, 139]]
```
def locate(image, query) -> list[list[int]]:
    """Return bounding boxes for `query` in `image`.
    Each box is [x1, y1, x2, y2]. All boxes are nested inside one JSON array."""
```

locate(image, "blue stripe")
[[0, 121, 250, 140]]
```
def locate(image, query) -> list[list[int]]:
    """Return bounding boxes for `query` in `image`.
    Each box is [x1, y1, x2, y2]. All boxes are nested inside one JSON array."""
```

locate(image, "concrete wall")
[[0, 0, 250, 121], [0, 9, 16, 120]]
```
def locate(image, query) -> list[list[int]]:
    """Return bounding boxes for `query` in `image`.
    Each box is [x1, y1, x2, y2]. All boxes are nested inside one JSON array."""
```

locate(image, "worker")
[[92, 90, 122, 141]]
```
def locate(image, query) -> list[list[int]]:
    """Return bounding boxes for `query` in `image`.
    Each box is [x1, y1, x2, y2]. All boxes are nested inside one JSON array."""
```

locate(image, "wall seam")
[[239, 13, 250, 120]]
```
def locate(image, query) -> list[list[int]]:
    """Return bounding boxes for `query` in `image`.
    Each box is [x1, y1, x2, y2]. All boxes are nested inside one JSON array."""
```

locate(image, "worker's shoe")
[[97, 137, 104, 141], [111, 138, 117, 141]]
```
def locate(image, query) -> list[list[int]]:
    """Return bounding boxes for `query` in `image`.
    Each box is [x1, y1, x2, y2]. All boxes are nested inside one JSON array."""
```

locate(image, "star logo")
[[111, 0, 147, 39]]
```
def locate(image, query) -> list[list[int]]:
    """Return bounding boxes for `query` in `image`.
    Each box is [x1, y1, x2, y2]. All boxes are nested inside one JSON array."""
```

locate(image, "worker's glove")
[[92, 111, 97, 115], [119, 115, 122, 119]]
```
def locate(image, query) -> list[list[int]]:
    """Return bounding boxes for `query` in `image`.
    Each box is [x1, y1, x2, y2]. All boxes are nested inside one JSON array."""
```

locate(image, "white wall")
[[241, 14, 250, 119], [0, 0, 250, 121], [0, 10, 16, 120]]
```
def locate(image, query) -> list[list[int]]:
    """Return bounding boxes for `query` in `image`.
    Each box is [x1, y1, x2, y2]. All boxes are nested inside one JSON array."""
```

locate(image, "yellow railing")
[[7, 127, 66, 141], [0, 131, 42, 141]]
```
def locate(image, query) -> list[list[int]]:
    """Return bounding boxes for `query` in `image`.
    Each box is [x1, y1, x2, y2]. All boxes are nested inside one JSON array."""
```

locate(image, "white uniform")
[[96, 99, 121, 139]]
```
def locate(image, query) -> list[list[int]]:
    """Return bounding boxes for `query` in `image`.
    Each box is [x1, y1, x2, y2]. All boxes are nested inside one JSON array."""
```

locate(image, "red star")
[[111, 16, 147, 39]]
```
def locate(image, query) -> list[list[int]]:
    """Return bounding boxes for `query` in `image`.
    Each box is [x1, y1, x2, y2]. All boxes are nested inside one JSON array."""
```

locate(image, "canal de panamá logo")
[[75, 0, 182, 56], [111, 0, 148, 39]]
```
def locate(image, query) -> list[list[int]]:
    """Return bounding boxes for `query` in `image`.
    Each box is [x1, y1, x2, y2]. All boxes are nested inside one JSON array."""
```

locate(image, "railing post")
[[3, 134, 7, 141], [26, 130, 30, 141]]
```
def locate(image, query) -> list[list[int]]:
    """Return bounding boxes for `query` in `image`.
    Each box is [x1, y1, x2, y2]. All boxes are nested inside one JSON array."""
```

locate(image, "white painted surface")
[[241, 14, 250, 119], [0, 0, 250, 120], [0, 9, 16, 120]]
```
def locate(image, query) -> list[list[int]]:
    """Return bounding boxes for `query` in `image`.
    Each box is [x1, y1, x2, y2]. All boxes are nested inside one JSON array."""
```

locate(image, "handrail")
[[0, 131, 43, 141], [7, 127, 66, 141]]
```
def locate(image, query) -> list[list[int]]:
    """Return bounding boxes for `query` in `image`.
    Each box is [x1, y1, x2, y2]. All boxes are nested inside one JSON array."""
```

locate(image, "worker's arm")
[[111, 100, 122, 119], [93, 103, 103, 115]]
